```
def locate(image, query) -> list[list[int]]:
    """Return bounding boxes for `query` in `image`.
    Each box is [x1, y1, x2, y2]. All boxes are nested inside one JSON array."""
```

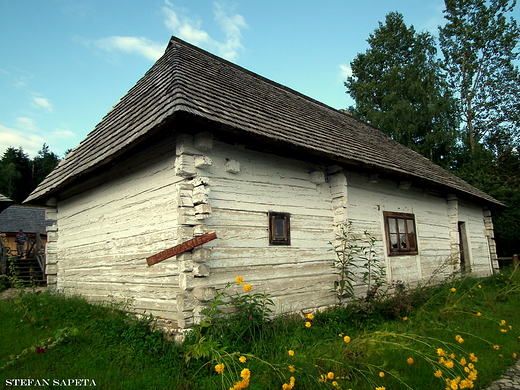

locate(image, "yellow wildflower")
[[501, 329, 508, 333], [305, 321, 312, 328], [239, 356, 247, 363], [468, 363, 474, 369], [476, 312, 482, 316], [445, 360, 454, 369], [437, 348, 446, 356], [379, 371, 385, 377], [288, 350, 295, 356], [513, 353, 518, 359], [375, 387, 386, 390], [402, 316, 408, 321], [478, 285, 482, 288], [434, 369, 442, 377], [450, 287, 457, 292], [343, 335, 351, 343], [493, 345, 500, 350], [469, 353, 478, 363], [457, 337, 464, 344], [327, 372, 335, 380], [241, 368, 251, 379], [318, 374, 327, 382], [332, 381, 339, 387], [215, 363, 225, 374], [282, 376, 295, 390], [500, 319, 507, 326], [289, 365, 295, 373], [236, 276, 243, 285], [459, 357, 467, 366], [243, 284, 252, 292], [306, 313, 314, 320], [406, 357, 414, 364]]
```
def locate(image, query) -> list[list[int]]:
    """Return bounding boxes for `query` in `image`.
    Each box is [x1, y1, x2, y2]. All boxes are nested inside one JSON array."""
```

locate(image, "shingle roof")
[[26, 36, 502, 207], [0, 194, 13, 213], [0, 205, 52, 234]]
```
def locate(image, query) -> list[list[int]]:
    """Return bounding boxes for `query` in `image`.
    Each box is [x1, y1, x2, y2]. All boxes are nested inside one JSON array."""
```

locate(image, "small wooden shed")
[[0, 205, 52, 256], [26, 37, 502, 329], [0, 194, 13, 213]]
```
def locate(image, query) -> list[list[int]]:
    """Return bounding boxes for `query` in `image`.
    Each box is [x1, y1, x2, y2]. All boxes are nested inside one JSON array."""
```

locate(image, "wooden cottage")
[[0, 205, 52, 256], [27, 37, 502, 329]]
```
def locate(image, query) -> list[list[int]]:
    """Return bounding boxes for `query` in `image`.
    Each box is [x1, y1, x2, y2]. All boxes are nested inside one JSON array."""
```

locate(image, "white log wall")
[[51, 135, 184, 322], [46, 130, 495, 329], [190, 138, 337, 316]]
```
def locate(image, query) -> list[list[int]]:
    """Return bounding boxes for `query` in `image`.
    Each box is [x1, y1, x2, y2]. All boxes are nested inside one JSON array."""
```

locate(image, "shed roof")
[[0, 205, 52, 235], [26, 36, 502, 207], [0, 194, 13, 213]]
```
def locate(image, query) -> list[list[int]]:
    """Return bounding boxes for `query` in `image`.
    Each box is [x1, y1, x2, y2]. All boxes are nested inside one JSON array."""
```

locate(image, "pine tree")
[[345, 12, 459, 168]]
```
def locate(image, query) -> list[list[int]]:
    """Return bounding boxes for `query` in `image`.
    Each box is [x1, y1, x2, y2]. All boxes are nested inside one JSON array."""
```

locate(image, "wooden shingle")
[[26, 37, 502, 206]]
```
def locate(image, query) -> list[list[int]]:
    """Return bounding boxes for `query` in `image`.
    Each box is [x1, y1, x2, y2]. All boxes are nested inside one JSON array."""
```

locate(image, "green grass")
[[1, 267, 520, 389]]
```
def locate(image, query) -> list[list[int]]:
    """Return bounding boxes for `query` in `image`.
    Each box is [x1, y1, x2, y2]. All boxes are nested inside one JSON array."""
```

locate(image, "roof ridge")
[[167, 36, 345, 115]]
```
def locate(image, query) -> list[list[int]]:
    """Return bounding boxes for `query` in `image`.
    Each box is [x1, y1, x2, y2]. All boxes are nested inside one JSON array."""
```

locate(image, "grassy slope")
[[0, 268, 519, 389]]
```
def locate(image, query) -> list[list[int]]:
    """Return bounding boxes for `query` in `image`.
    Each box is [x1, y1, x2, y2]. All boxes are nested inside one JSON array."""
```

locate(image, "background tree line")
[[345, 0, 519, 256], [0, 145, 61, 205], [1, 0, 517, 257]]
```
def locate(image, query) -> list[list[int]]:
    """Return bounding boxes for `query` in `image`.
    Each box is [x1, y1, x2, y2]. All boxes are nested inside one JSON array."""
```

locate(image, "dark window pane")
[[274, 218, 285, 239], [408, 233, 416, 250]]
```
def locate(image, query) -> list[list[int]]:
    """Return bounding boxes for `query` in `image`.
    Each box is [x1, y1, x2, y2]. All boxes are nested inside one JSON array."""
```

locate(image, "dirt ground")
[[0, 286, 47, 300]]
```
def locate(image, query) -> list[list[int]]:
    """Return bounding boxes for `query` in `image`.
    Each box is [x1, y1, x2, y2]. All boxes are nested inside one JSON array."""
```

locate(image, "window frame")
[[268, 212, 291, 245], [383, 211, 418, 256]]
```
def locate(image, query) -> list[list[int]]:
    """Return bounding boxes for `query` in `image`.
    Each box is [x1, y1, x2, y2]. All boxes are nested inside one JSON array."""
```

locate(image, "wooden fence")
[[497, 254, 519, 269]]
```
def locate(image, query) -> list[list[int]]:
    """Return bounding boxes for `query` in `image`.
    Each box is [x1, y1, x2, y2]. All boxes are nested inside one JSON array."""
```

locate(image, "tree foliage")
[[0, 144, 61, 204], [439, 0, 520, 154], [345, 3, 520, 255], [345, 12, 459, 168], [439, 0, 520, 255]]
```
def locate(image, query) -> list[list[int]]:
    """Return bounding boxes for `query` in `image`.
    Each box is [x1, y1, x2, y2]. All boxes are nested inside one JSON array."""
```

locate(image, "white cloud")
[[81, 2, 247, 63], [32, 96, 53, 112], [162, 2, 247, 61], [15, 117, 39, 132], [0, 123, 46, 157], [339, 64, 353, 79], [0, 120, 76, 158], [94, 36, 165, 61]]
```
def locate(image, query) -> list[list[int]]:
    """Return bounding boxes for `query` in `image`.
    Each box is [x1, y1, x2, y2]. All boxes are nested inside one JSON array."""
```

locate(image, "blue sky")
[[1, 0, 509, 157]]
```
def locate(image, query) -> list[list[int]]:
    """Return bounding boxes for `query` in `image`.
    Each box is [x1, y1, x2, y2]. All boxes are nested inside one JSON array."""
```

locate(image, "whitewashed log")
[[174, 155, 196, 177], [224, 159, 241, 173], [194, 131, 213, 151], [192, 247, 211, 263], [195, 155, 213, 169], [193, 286, 216, 302], [310, 171, 326, 184]]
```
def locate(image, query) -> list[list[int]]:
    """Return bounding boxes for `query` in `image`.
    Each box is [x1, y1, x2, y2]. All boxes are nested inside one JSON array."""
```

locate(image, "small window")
[[268, 212, 290, 245], [383, 212, 418, 255]]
